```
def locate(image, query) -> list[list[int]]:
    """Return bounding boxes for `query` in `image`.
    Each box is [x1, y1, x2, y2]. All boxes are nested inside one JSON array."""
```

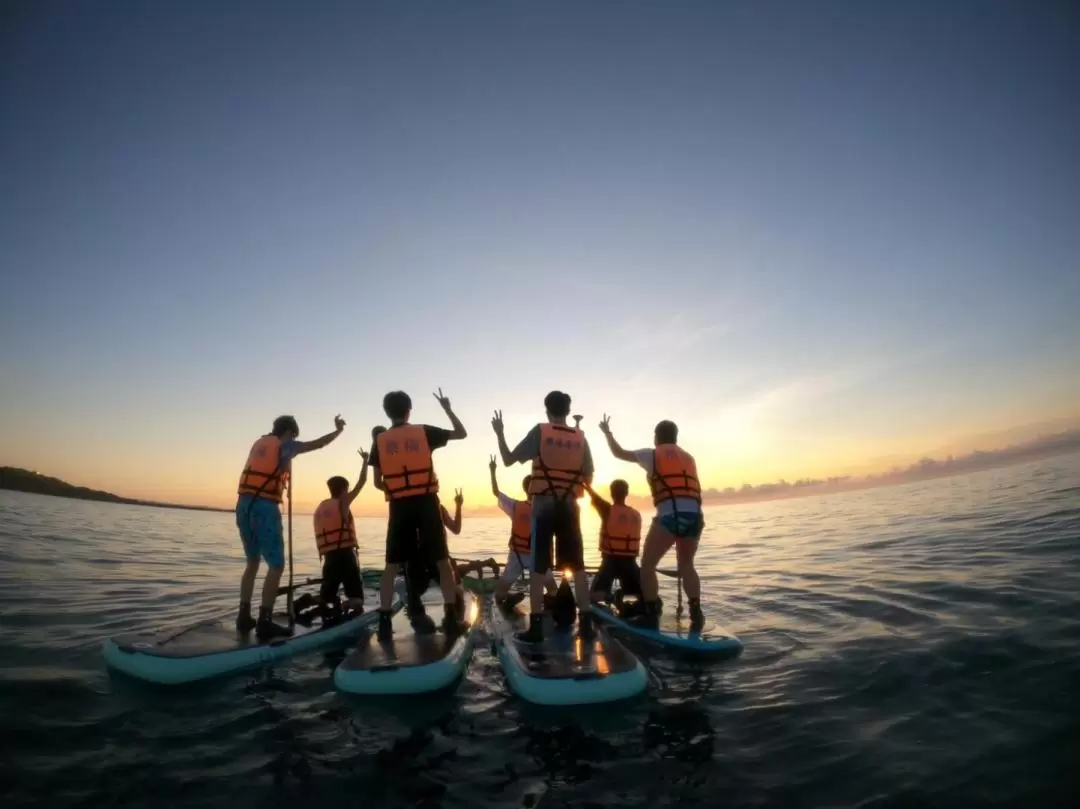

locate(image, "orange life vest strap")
[[649, 444, 702, 506], [377, 424, 439, 500], [509, 500, 532, 554], [529, 423, 586, 500], [599, 503, 642, 557]]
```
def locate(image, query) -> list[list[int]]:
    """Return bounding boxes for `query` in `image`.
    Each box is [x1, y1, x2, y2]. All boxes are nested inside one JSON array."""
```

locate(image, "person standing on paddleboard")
[[583, 479, 644, 610], [492, 390, 596, 643], [369, 389, 467, 641], [236, 414, 347, 640], [488, 457, 558, 610], [597, 416, 705, 630]]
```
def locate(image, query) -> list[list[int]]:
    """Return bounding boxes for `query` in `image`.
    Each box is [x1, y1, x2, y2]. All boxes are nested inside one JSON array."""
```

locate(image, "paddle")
[[286, 476, 294, 626]]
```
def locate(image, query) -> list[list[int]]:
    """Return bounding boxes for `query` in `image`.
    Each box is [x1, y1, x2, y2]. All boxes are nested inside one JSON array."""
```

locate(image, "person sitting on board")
[[236, 414, 347, 640], [492, 390, 596, 643], [583, 479, 644, 614], [402, 487, 467, 633], [369, 389, 468, 641], [311, 450, 371, 620], [598, 415, 705, 630], [488, 456, 557, 611]]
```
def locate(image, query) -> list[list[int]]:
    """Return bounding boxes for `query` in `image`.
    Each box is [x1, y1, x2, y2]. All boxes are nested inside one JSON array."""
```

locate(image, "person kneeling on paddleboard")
[[584, 479, 645, 617], [311, 451, 370, 621], [492, 390, 596, 644], [598, 415, 705, 631], [402, 488, 467, 633], [236, 414, 347, 641], [488, 457, 557, 611], [369, 389, 468, 642]]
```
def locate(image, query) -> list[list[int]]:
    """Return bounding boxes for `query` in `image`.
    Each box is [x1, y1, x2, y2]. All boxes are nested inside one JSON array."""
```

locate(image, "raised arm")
[[489, 455, 502, 498], [598, 413, 637, 463], [442, 489, 463, 535], [294, 415, 346, 454], [582, 481, 610, 519], [346, 449, 369, 504], [433, 388, 467, 440]]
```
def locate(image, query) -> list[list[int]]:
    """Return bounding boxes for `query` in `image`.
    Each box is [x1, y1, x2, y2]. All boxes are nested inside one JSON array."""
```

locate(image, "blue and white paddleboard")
[[334, 590, 481, 695], [489, 602, 647, 706], [103, 592, 402, 685], [590, 602, 743, 658]]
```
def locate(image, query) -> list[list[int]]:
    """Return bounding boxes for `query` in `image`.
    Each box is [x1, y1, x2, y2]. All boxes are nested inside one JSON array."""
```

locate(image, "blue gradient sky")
[[2, 1, 1078, 512]]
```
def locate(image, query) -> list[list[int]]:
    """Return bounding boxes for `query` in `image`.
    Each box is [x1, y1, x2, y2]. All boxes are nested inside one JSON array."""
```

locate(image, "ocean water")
[[2, 454, 1079, 809]]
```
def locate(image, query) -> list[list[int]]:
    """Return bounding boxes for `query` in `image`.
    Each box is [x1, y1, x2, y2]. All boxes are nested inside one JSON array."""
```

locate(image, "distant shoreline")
[[0, 468, 232, 515], [3, 432, 1078, 517]]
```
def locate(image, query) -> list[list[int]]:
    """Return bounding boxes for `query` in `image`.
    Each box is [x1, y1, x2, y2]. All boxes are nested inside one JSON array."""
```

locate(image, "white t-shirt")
[[634, 448, 702, 517], [497, 493, 519, 517]]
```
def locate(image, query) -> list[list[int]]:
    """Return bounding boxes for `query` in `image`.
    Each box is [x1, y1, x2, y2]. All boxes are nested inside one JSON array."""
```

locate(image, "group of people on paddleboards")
[[234, 389, 705, 644]]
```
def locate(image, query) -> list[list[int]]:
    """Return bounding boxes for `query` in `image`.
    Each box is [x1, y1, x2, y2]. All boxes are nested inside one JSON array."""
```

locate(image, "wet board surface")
[[110, 609, 367, 659], [591, 603, 743, 656], [490, 604, 641, 679], [338, 591, 480, 672]]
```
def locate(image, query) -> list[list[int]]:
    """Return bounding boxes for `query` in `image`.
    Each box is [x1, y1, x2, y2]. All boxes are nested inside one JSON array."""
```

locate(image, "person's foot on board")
[[236, 602, 256, 633], [629, 600, 661, 631], [688, 598, 705, 631], [515, 613, 544, 644], [255, 608, 292, 641], [376, 609, 394, 642], [441, 603, 467, 637]]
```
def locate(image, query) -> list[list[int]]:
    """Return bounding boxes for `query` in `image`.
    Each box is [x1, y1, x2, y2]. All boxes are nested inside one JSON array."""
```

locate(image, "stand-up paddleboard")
[[103, 591, 403, 686], [334, 590, 481, 695], [590, 602, 743, 658], [489, 603, 647, 706]]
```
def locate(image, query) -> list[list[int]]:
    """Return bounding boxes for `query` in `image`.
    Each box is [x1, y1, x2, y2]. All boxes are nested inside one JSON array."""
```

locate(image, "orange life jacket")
[[313, 497, 357, 555], [648, 444, 702, 506], [600, 503, 642, 557], [377, 424, 439, 500], [528, 423, 586, 499], [509, 500, 532, 554], [237, 435, 289, 503]]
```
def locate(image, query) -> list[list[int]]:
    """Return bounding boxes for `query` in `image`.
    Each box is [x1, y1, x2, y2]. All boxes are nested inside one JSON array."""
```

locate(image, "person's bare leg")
[[240, 558, 260, 604], [529, 568, 545, 614], [379, 566, 396, 611], [639, 520, 676, 601], [437, 559, 457, 603], [260, 565, 283, 611], [675, 539, 701, 599]]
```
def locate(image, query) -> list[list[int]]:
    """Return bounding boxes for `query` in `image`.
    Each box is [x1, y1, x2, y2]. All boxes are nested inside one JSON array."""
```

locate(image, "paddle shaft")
[[286, 476, 294, 624]]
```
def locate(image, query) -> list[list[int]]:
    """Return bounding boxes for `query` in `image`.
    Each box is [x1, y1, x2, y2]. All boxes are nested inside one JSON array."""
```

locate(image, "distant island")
[[0, 467, 231, 514], [696, 427, 1080, 507]]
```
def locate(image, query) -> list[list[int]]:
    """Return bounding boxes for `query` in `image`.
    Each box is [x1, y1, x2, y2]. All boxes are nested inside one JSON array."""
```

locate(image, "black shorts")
[[590, 555, 642, 597], [385, 494, 449, 565], [531, 498, 584, 575], [320, 548, 364, 602]]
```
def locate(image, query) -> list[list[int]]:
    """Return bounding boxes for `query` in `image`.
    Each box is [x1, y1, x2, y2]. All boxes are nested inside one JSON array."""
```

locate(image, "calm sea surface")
[[2, 454, 1079, 808]]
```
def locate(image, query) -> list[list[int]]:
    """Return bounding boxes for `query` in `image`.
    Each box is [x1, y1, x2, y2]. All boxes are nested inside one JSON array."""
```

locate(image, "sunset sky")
[[2, 1, 1078, 515]]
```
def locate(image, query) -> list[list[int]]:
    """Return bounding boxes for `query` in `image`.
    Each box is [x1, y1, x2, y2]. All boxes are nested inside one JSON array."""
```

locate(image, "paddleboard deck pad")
[[103, 592, 402, 685], [334, 590, 480, 695], [489, 604, 646, 705], [591, 602, 743, 657]]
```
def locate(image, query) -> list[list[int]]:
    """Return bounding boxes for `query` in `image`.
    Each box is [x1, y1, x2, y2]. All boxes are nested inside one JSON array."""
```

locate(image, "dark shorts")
[[591, 555, 642, 597], [386, 494, 449, 565], [320, 548, 364, 602], [531, 498, 584, 575], [657, 511, 705, 541]]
